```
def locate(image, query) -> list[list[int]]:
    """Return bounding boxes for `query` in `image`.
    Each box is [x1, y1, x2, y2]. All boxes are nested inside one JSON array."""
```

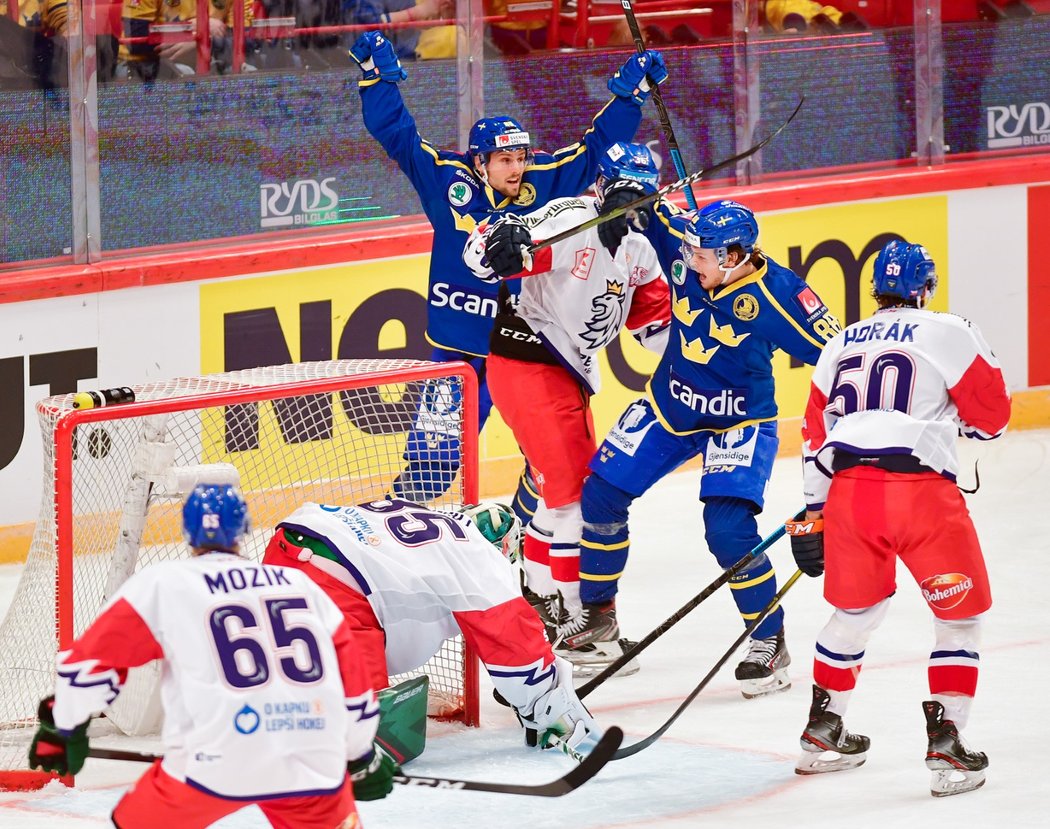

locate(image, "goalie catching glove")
[[597, 179, 652, 256], [348, 742, 401, 801], [28, 695, 89, 777], [785, 516, 825, 577]]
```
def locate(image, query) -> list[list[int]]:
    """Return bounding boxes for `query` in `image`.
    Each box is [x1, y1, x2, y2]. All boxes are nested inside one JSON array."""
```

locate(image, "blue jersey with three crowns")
[[641, 202, 841, 434], [359, 79, 643, 356]]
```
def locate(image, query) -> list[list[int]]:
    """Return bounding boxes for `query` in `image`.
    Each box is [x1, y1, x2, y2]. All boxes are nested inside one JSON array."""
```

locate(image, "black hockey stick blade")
[[610, 572, 803, 761], [575, 508, 804, 700], [88, 726, 624, 797], [529, 98, 805, 254]]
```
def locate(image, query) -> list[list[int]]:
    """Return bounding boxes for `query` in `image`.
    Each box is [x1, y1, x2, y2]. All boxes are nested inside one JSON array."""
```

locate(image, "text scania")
[[431, 283, 498, 317], [669, 383, 747, 416], [260, 178, 339, 228], [986, 103, 1050, 149]]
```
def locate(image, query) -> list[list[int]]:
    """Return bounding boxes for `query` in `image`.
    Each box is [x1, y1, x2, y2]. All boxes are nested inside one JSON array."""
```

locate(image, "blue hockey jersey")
[[358, 79, 644, 356], [642, 202, 841, 434]]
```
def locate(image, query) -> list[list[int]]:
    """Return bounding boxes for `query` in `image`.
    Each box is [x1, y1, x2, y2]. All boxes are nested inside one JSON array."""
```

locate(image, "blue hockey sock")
[[512, 465, 539, 527], [579, 475, 633, 605], [704, 497, 783, 640]]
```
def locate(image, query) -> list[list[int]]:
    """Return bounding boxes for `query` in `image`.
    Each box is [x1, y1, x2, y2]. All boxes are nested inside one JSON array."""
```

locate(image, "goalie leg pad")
[[376, 676, 429, 765]]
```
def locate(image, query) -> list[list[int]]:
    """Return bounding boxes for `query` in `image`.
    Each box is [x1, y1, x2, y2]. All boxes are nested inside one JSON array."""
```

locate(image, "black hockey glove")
[[28, 695, 89, 776], [348, 743, 401, 801], [597, 179, 652, 256], [785, 517, 825, 578], [485, 216, 533, 278]]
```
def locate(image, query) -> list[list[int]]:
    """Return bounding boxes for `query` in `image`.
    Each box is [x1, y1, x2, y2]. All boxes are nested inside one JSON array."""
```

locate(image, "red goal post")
[[0, 358, 480, 791]]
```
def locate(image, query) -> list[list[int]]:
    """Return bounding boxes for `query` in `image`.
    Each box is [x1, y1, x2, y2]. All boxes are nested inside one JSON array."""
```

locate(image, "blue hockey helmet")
[[597, 141, 659, 193], [468, 116, 532, 164], [682, 200, 760, 259], [183, 484, 250, 551], [872, 240, 938, 305]]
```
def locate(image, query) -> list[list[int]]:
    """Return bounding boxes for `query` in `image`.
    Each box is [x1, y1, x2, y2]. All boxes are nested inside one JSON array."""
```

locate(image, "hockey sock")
[[812, 600, 891, 716], [512, 465, 540, 527], [579, 475, 633, 605], [523, 520, 556, 597], [547, 502, 584, 616], [705, 497, 782, 640], [928, 616, 981, 728], [391, 430, 460, 502]]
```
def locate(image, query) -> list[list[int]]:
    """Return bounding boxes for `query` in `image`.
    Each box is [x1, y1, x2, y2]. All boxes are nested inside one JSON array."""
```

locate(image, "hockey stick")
[[620, 0, 697, 209], [529, 97, 804, 254], [576, 509, 803, 700], [611, 570, 803, 760], [86, 726, 623, 797]]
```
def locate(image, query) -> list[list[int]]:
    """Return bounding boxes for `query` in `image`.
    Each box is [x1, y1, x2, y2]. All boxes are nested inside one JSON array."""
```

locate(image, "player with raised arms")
[[348, 29, 669, 521], [262, 498, 604, 760], [29, 484, 393, 827], [788, 240, 1010, 796]]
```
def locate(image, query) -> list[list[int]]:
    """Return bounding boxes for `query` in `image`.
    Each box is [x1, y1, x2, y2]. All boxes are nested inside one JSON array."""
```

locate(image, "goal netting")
[[0, 358, 480, 790]]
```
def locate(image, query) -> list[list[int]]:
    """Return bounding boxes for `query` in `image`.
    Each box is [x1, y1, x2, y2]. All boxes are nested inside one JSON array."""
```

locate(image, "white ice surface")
[[1, 428, 1047, 827]]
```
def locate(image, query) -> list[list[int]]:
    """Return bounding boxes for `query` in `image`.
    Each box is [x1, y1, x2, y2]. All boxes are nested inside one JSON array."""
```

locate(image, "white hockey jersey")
[[53, 554, 378, 799], [802, 306, 1011, 508], [277, 501, 524, 676], [464, 196, 670, 394]]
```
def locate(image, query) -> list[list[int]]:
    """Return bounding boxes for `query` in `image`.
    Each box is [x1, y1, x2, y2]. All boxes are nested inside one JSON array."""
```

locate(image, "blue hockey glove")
[[349, 31, 407, 83], [485, 215, 533, 278], [597, 179, 652, 256], [786, 517, 825, 577], [28, 696, 89, 776], [608, 49, 668, 105], [348, 743, 400, 801]]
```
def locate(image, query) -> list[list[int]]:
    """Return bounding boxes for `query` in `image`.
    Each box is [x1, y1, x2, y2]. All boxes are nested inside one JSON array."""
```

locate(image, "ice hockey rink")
[[0, 427, 1045, 828]]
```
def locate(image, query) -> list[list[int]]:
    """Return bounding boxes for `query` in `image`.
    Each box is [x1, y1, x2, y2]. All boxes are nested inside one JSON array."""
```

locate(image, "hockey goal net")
[[0, 358, 480, 790]]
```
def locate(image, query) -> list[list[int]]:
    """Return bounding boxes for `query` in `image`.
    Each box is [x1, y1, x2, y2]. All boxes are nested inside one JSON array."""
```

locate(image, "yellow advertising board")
[[197, 196, 950, 495]]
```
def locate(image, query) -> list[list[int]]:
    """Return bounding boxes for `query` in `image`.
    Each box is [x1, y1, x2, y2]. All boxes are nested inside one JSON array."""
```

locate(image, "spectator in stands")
[[764, 0, 865, 33], [344, 0, 454, 60], [115, 0, 254, 82], [485, 0, 549, 55], [0, 0, 70, 89]]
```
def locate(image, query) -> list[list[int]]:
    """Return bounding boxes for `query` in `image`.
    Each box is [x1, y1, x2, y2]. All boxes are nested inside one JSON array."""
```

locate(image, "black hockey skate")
[[796, 685, 870, 775], [554, 601, 639, 678], [923, 700, 988, 797], [734, 629, 791, 698]]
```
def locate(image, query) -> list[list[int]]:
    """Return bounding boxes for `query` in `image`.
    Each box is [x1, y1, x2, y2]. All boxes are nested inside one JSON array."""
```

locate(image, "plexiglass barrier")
[[0, 0, 1047, 266]]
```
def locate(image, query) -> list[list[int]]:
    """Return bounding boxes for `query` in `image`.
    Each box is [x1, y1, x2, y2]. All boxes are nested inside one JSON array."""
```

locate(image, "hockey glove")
[[786, 517, 825, 577], [485, 215, 533, 278], [597, 179, 652, 256], [608, 49, 668, 105], [349, 31, 407, 83], [28, 696, 89, 777], [348, 743, 400, 801]]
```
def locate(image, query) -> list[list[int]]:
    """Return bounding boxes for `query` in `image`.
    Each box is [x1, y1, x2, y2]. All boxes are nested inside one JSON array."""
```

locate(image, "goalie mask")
[[183, 484, 250, 551], [872, 239, 938, 308], [463, 502, 523, 563]]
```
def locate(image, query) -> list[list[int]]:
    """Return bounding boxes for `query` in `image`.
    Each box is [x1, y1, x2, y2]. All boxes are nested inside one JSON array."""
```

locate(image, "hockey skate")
[[923, 700, 988, 797], [796, 685, 870, 775], [734, 630, 791, 698], [522, 582, 561, 642], [553, 601, 639, 678]]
